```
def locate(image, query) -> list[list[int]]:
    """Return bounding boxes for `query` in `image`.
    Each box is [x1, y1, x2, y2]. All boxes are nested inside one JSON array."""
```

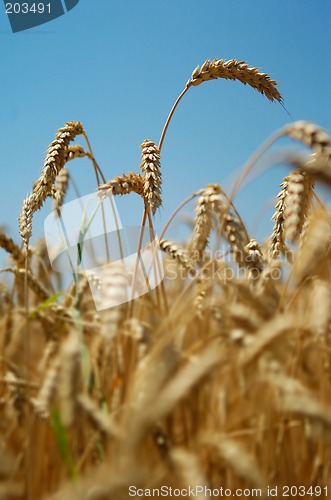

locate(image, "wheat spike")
[[270, 169, 315, 257], [308, 278, 331, 337], [294, 209, 331, 282], [0, 233, 22, 263], [19, 121, 84, 246], [51, 145, 91, 210], [283, 170, 315, 242], [269, 178, 289, 259], [31, 356, 61, 418], [187, 58, 282, 103], [51, 167, 69, 211], [58, 330, 81, 427], [244, 238, 264, 277], [64, 144, 91, 163], [190, 184, 221, 260], [19, 197, 33, 248], [0, 267, 49, 301], [160, 239, 193, 271], [139, 140, 162, 214], [282, 121, 331, 160], [99, 172, 144, 197], [211, 189, 250, 265]]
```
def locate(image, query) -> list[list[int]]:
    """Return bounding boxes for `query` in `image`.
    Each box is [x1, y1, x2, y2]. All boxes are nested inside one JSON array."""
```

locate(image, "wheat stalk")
[[77, 393, 120, 437]]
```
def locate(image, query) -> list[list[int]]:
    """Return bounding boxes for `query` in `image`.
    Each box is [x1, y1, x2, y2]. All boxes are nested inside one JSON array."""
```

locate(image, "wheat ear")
[[52, 144, 95, 211], [269, 169, 314, 259], [0, 233, 22, 263], [293, 209, 331, 282], [0, 267, 48, 301], [231, 122, 331, 205], [187, 58, 282, 102], [282, 121, 331, 160], [58, 330, 81, 427], [160, 239, 193, 271], [51, 167, 69, 211], [99, 172, 144, 197], [283, 170, 315, 242], [211, 188, 250, 266], [19, 121, 84, 247], [159, 58, 282, 150], [190, 184, 221, 261], [139, 140, 162, 214], [244, 238, 264, 277]]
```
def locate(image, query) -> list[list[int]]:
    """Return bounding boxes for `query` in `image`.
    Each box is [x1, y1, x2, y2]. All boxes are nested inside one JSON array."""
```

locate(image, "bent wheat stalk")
[[159, 58, 282, 150]]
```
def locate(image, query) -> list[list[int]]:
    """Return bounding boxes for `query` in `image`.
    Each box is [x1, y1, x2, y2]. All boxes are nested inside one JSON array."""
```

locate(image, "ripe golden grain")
[[139, 139, 162, 214], [187, 58, 282, 103]]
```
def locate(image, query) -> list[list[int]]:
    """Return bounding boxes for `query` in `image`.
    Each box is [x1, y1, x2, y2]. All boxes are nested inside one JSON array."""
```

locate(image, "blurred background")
[[1, 0, 330, 263]]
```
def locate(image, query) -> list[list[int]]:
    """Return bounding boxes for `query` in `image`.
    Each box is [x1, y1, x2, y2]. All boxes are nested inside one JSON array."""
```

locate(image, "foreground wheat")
[[5, 57, 331, 500]]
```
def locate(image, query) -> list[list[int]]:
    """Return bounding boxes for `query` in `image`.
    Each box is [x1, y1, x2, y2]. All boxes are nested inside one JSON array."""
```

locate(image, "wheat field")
[[1, 58, 331, 499]]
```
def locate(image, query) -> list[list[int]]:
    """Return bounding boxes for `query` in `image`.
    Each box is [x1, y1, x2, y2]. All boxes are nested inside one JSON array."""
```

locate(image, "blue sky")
[[1, 0, 331, 260]]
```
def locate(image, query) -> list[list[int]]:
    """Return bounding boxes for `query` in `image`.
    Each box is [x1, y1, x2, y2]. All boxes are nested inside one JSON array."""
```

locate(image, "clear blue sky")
[[1, 0, 331, 261]]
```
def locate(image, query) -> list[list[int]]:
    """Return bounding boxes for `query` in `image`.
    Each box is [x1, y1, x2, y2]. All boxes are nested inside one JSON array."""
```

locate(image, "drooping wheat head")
[[186, 58, 282, 103]]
